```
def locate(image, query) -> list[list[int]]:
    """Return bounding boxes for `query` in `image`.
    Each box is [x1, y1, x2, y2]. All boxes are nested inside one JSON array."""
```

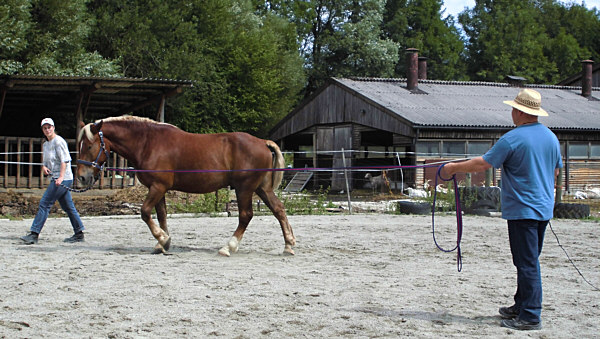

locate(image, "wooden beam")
[[115, 87, 183, 116], [156, 94, 166, 122]]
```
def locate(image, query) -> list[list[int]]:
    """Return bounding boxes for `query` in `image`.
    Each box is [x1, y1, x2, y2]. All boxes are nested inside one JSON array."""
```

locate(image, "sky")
[[442, 0, 600, 19]]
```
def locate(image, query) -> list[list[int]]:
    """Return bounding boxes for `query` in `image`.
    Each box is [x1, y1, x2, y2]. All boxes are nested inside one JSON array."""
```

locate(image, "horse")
[[76, 116, 295, 256]]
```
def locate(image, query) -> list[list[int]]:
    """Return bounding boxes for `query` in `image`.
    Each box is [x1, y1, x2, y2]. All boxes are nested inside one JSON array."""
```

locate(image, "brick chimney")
[[582, 59, 594, 97], [406, 48, 419, 90], [418, 57, 428, 80]]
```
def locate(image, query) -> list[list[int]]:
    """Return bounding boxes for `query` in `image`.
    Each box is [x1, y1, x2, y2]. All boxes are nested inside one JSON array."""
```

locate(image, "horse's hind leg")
[[218, 189, 253, 257], [155, 196, 170, 251], [256, 187, 295, 255], [141, 186, 171, 254]]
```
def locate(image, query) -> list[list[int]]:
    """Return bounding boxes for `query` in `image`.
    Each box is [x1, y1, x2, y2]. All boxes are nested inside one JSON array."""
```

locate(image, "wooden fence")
[[1, 136, 136, 189]]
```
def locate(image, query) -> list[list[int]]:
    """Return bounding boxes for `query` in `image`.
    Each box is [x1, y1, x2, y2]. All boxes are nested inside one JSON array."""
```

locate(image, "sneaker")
[[501, 318, 542, 331], [20, 232, 39, 245], [499, 305, 519, 319], [64, 231, 85, 243]]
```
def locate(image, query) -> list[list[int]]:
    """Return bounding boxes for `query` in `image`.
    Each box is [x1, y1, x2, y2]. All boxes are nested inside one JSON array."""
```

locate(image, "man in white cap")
[[442, 89, 562, 330], [20, 118, 85, 245]]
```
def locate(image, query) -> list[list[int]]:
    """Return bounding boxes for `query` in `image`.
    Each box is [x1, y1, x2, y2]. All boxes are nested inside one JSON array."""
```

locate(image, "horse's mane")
[[78, 115, 178, 142]]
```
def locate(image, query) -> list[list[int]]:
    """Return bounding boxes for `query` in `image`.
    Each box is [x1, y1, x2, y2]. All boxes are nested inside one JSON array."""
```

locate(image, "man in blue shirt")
[[442, 89, 562, 331]]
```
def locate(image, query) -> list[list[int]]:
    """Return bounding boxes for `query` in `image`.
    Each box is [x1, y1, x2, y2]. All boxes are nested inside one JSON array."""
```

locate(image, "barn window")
[[467, 141, 491, 156], [442, 141, 465, 156], [568, 143, 588, 158], [416, 141, 439, 157], [590, 143, 600, 159]]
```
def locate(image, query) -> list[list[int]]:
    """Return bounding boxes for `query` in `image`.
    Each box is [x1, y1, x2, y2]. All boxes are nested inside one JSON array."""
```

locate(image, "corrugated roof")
[[334, 77, 600, 130]]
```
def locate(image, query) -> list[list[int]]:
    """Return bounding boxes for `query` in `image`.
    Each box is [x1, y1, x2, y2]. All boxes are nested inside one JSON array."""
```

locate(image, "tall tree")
[[0, 0, 119, 75], [89, 0, 305, 137], [256, 0, 399, 96], [459, 0, 558, 83], [383, 0, 466, 80], [537, 0, 599, 81]]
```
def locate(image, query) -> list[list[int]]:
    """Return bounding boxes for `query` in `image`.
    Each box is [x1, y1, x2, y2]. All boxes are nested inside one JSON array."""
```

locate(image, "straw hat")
[[503, 89, 548, 116]]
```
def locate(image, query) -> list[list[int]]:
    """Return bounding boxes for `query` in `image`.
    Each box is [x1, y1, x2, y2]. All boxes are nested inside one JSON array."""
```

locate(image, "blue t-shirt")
[[483, 123, 562, 220]]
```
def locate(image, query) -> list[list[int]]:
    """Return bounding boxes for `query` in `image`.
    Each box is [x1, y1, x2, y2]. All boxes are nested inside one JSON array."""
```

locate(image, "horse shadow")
[[350, 307, 500, 326]]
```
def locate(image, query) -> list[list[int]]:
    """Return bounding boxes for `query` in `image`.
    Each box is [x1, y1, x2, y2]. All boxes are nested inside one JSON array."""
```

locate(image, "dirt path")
[[0, 214, 598, 338]]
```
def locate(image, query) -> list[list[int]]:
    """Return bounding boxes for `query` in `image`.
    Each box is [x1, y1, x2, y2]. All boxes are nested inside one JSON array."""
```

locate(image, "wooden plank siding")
[[270, 82, 414, 141]]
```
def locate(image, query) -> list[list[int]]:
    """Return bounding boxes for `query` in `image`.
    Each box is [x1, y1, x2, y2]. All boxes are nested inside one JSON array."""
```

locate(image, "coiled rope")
[[432, 164, 463, 272]]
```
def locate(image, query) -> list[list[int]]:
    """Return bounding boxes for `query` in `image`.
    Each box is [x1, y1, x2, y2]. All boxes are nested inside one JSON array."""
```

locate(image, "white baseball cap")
[[40, 118, 55, 127]]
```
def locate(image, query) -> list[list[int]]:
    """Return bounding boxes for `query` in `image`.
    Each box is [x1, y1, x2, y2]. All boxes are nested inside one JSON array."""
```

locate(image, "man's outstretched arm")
[[441, 156, 493, 178]]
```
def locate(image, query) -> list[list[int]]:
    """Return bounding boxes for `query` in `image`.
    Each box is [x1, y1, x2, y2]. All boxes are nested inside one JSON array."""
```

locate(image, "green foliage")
[[0, 0, 120, 75], [170, 189, 230, 214], [458, 0, 600, 83], [383, 0, 467, 80], [260, 0, 399, 95], [277, 186, 332, 215], [89, 0, 305, 137]]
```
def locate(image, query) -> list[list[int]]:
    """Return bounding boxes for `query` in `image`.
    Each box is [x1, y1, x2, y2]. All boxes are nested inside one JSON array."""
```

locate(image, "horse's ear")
[[90, 120, 103, 134], [79, 121, 85, 128]]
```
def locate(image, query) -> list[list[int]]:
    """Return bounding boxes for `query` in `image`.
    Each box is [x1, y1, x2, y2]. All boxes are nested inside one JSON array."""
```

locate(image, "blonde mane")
[[78, 115, 177, 142]]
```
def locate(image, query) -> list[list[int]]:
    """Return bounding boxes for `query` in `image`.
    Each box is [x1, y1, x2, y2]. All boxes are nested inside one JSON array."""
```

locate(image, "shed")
[[0, 75, 193, 189], [0, 74, 193, 138], [270, 56, 599, 193]]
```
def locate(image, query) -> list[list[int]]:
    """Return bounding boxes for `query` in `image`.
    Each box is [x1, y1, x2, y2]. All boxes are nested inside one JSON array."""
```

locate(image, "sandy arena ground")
[[0, 213, 598, 338]]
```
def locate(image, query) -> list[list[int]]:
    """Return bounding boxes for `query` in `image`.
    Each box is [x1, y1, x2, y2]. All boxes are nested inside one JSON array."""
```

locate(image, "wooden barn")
[[269, 51, 600, 194]]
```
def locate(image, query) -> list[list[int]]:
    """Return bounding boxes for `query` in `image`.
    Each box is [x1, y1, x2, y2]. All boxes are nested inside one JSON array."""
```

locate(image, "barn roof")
[[270, 77, 600, 140], [335, 77, 600, 130], [0, 74, 193, 137]]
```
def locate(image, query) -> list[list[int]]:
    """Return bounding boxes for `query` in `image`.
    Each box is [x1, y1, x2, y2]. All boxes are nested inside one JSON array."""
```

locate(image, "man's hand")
[[42, 166, 51, 176], [441, 163, 456, 179]]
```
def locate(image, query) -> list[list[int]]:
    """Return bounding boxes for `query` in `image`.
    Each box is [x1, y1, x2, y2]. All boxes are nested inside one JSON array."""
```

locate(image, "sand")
[[0, 213, 598, 338]]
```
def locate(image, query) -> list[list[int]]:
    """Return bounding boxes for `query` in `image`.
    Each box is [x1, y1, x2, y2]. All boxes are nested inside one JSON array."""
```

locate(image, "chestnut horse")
[[76, 116, 295, 256]]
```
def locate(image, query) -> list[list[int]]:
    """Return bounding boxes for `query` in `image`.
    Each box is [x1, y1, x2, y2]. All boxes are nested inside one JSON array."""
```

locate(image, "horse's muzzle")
[[77, 172, 95, 187]]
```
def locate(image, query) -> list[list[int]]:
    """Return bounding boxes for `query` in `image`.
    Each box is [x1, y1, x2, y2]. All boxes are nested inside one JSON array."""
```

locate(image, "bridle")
[[77, 131, 110, 171], [60, 130, 109, 193]]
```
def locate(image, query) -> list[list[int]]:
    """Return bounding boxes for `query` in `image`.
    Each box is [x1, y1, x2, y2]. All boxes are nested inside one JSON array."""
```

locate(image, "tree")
[[537, 0, 598, 81], [256, 0, 399, 96], [0, 0, 31, 74], [459, 0, 556, 83], [383, 0, 466, 80], [0, 0, 119, 75], [89, 0, 305, 137]]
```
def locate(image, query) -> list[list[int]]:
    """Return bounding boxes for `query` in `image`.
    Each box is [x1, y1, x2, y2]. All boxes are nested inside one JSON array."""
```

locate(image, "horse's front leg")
[[141, 187, 171, 254]]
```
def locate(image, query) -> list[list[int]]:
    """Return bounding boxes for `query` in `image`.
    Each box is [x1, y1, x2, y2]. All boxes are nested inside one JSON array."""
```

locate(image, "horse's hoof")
[[151, 247, 164, 255], [218, 247, 231, 257], [163, 236, 171, 252], [228, 237, 239, 253]]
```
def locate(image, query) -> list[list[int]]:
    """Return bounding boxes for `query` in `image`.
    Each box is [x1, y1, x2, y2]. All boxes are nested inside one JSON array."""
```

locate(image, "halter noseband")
[[77, 131, 110, 171]]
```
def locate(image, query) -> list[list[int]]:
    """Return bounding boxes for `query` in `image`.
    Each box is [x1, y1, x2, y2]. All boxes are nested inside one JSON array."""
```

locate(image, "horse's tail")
[[266, 140, 284, 190]]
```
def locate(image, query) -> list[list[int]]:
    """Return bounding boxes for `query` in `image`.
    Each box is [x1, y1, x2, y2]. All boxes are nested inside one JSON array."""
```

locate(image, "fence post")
[[485, 168, 492, 187], [556, 167, 564, 204], [341, 148, 352, 214]]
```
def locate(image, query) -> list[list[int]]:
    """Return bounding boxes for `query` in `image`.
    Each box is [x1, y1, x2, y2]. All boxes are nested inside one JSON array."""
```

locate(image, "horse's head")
[[76, 120, 110, 187]]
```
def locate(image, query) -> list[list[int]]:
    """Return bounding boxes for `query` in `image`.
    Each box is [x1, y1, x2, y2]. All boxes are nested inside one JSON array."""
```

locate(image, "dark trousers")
[[507, 219, 548, 323]]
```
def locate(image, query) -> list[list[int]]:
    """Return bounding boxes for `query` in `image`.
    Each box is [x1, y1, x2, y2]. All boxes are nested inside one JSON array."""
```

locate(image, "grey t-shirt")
[[43, 135, 73, 181]]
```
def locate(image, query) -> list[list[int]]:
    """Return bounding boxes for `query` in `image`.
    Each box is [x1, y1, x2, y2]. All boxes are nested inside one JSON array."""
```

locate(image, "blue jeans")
[[31, 179, 85, 234], [507, 219, 548, 323]]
